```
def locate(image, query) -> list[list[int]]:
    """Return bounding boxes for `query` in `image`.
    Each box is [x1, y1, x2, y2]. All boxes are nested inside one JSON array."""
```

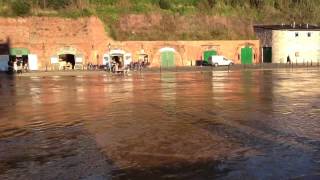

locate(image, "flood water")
[[0, 69, 319, 180]]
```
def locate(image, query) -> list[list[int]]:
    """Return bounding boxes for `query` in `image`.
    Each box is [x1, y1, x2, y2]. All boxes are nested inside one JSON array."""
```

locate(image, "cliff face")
[[112, 14, 254, 41], [0, 16, 111, 67], [0, 16, 260, 69]]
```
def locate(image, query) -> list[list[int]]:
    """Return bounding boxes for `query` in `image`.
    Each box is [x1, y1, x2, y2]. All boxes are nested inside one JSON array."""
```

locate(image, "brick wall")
[[0, 17, 260, 70]]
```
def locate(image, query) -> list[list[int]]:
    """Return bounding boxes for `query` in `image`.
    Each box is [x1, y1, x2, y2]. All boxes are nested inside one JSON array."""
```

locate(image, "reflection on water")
[[0, 70, 320, 179]]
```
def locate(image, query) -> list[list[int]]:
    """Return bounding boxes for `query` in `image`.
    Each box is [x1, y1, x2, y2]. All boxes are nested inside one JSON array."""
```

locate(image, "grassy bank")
[[1, 0, 319, 40]]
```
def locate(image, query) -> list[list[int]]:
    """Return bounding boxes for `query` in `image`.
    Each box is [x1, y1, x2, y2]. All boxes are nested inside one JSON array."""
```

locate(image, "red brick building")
[[0, 17, 260, 70]]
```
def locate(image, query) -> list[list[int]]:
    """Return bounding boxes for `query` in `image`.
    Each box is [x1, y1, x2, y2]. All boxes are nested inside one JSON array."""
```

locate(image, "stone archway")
[[50, 46, 85, 70], [201, 45, 220, 62], [234, 43, 259, 64], [153, 47, 183, 67]]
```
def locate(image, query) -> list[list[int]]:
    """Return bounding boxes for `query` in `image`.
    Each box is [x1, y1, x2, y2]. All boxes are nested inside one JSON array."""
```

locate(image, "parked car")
[[195, 60, 211, 66], [209, 56, 234, 67]]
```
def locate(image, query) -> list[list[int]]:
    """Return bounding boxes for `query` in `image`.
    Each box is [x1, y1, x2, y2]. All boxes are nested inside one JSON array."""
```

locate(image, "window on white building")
[[308, 32, 311, 37], [295, 32, 299, 37]]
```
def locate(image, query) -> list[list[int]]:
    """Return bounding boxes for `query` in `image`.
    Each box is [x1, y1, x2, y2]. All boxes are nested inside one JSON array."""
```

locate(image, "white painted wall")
[[28, 54, 38, 70], [272, 30, 320, 63]]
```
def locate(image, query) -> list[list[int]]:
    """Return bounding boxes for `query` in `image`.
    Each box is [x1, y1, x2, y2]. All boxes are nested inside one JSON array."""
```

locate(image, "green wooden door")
[[204, 50, 217, 62], [263, 47, 272, 63], [161, 51, 175, 67], [241, 46, 253, 64]]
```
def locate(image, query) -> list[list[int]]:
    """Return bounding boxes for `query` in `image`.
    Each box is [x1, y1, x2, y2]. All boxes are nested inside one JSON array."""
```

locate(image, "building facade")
[[0, 17, 260, 71], [254, 24, 320, 63]]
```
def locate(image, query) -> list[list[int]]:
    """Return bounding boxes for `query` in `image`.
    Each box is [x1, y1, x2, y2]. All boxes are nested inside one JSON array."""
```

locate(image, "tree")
[[11, 0, 31, 16], [47, 0, 71, 9], [159, 0, 171, 10]]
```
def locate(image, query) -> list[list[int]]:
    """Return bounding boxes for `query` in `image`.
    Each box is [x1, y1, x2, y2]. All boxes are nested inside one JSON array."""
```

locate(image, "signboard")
[[28, 54, 38, 70], [51, 56, 59, 64], [103, 55, 109, 65], [75, 56, 83, 63], [124, 53, 132, 66]]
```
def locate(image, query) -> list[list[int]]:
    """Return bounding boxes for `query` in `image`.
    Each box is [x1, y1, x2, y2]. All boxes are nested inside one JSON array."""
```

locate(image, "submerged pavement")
[[0, 69, 319, 179]]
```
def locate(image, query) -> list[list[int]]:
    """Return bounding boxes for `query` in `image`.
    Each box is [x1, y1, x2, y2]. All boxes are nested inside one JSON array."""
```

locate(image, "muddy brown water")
[[0, 70, 319, 180]]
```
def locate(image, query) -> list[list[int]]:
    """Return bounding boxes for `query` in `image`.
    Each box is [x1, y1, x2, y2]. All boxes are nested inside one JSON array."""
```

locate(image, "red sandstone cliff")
[[0, 16, 112, 67]]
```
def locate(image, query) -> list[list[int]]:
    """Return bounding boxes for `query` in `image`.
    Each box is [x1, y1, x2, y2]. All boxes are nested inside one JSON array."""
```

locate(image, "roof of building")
[[254, 24, 320, 31]]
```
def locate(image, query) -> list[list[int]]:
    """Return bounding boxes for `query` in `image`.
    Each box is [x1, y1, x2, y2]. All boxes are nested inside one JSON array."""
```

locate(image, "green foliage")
[[47, 0, 71, 9], [2, 0, 320, 39], [159, 0, 171, 10], [11, 0, 31, 16]]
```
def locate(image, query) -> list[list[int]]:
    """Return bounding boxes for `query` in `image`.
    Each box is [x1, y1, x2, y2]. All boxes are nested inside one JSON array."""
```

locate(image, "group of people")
[[107, 60, 150, 73], [128, 60, 150, 71], [109, 58, 130, 73], [8, 57, 28, 74]]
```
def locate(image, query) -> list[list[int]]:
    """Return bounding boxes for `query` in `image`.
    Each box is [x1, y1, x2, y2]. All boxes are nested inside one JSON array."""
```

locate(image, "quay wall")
[[0, 17, 260, 70]]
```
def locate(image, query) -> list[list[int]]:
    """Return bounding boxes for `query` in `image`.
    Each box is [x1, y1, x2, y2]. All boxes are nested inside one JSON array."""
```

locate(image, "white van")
[[209, 56, 234, 67]]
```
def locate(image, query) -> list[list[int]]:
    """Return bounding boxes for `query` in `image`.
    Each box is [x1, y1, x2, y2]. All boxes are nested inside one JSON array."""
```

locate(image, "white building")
[[254, 24, 320, 63]]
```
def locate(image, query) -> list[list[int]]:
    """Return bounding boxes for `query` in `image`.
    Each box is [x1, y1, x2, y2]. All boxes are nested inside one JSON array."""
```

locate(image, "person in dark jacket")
[[287, 55, 291, 63]]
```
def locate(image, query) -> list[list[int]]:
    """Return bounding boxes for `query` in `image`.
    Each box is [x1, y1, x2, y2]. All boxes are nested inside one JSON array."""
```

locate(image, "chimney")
[[293, 21, 296, 28], [307, 24, 309, 29]]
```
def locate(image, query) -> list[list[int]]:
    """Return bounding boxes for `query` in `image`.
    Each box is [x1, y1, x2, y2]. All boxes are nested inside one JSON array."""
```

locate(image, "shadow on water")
[[0, 70, 319, 179], [112, 159, 231, 180]]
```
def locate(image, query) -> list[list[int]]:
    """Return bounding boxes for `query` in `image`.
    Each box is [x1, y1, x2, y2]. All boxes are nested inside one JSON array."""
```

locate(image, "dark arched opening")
[[59, 54, 75, 69], [111, 55, 124, 68]]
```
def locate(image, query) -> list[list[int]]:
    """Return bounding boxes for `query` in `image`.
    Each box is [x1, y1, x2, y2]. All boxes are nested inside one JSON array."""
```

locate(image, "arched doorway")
[[137, 49, 150, 66], [109, 49, 129, 69], [241, 46, 253, 64], [160, 47, 175, 67], [9, 48, 30, 71], [53, 46, 83, 70], [59, 54, 75, 69]]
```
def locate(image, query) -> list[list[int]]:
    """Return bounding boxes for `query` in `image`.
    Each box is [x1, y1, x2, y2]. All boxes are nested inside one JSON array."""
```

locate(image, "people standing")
[[16, 58, 23, 74], [13, 58, 18, 72], [287, 55, 291, 63]]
